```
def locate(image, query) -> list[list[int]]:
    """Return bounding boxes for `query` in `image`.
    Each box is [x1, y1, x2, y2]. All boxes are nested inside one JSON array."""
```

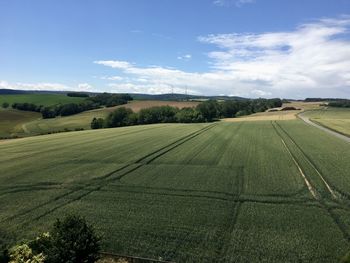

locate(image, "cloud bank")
[[0, 81, 92, 92], [95, 17, 350, 98]]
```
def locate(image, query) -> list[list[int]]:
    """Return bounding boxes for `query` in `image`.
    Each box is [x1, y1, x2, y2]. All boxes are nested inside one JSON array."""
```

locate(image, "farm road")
[[298, 112, 350, 143]]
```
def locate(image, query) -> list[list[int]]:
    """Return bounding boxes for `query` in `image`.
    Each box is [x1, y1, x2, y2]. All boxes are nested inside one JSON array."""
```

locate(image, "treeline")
[[12, 102, 43, 112], [66, 92, 89, 97], [91, 98, 282, 129], [305, 98, 346, 102], [88, 93, 133, 107], [328, 100, 350, 108], [10, 93, 133, 119], [41, 101, 99, 118]]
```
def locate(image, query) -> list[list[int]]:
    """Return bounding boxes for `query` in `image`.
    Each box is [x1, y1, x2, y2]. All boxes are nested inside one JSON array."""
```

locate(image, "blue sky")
[[1, 0, 350, 98]]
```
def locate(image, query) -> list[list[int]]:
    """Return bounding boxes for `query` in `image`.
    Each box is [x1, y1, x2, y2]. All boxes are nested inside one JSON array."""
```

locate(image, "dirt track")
[[298, 112, 350, 143]]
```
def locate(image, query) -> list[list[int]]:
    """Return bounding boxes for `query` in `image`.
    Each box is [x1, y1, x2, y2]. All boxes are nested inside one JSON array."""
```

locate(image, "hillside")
[[0, 108, 40, 138], [0, 100, 199, 137]]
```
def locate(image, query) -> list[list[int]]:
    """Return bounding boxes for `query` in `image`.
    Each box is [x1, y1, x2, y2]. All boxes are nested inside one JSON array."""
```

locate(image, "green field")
[[1, 119, 350, 262], [0, 94, 85, 107], [303, 107, 350, 136], [22, 107, 113, 135], [0, 108, 41, 138]]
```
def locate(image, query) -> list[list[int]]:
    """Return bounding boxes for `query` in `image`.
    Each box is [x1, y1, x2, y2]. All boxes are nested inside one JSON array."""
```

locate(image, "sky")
[[1, 0, 350, 99]]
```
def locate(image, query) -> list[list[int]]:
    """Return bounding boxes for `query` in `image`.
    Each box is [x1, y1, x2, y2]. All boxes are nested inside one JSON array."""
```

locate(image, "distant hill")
[[130, 93, 247, 101], [0, 89, 247, 101], [0, 89, 29, 95]]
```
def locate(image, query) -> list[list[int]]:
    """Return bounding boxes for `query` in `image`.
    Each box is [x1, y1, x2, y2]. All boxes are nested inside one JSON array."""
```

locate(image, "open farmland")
[[1, 119, 349, 262], [223, 101, 322, 122], [0, 108, 40, 138], [302, 107, 350, 136], [0, 93, 85, 106], [14, 100, 199, 136]]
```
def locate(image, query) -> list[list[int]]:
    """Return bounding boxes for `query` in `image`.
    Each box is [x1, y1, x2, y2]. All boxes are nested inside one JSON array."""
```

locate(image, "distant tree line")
[[305, 98, 346, 102], [10, 93, 133, 119], [12, 103, 43, 112], [40, 101, 99, 118], [88, 93, 133, 107], [66, 92, 90, 97], [91, 98, 282, 129], [328, 100, 350, 108]]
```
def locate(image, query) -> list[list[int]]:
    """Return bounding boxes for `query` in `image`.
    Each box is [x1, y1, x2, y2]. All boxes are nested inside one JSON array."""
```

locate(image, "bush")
[[7, 215, 101, 263], [138, 106, 178, 124], [45, 215, 101, 263], [8, 244, 45, 263], [105, 107, 134, 128], [2, 102, 9, 108], [91, 118, 105, 129], [41, 107, 57, 119], [175, 107, 202, 123]]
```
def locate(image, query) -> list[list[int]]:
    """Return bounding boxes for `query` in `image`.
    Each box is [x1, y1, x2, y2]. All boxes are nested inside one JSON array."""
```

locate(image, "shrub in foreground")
[[8, 244, 45, 263], [45, 215, 101, 263], [8, 215, 101, 263]]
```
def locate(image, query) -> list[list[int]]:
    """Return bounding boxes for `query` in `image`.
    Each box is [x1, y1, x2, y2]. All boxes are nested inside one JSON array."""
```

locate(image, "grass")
[[0, 94, 85, 106], [1, 120, 350, 262], [303, 107, 350, 136], [0, 108, 41, 138]]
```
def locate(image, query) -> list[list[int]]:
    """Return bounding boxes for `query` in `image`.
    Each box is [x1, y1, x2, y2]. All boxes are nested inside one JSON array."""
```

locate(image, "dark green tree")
[[196, 100, 220, 121], [1, 102, 9, 108], [46, 215, 100, 263], [105, 107, 133, 127], [90, 117, 104, 129]]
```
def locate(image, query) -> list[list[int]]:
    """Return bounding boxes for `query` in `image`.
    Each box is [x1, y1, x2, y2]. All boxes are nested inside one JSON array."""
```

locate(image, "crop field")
[[303, 107, 350, 136], [223, 101, 322, 122], [0, 94, 85, 106], [1, 120, 350, 262], [0, 108, 40, 138]]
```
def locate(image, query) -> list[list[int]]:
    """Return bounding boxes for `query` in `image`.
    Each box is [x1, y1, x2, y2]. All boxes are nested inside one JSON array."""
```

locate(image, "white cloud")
[[236, 0, 254, 7], [95, 17, 350, 98], [0, 81, 93, 92], [94, 60, 132, 69], [77, 83, 92, 90], [213, 0, 255, 7], [177, 54, 192, 60], [101, 76, 123, 81]]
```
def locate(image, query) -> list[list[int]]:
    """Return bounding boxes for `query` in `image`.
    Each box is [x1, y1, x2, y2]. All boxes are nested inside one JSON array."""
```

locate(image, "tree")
[[41, 107, 57, 119], [175, 107, 201, 123], [91, 118, 104, 129], [46, 215, 100, 263], [105, 107, 133, 127], [2, 102, 9, 108], [196, 100, 220, 121]]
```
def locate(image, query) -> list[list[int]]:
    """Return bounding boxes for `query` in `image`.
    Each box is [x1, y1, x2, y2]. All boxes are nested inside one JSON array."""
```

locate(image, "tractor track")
[[272, 121, 350, 242], [3, 123, 217, 224], [275, 121, 338, 200]]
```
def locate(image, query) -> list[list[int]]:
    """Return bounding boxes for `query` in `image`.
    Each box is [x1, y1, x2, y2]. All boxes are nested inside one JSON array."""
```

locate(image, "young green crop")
[[0, 120, 350, 262]]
